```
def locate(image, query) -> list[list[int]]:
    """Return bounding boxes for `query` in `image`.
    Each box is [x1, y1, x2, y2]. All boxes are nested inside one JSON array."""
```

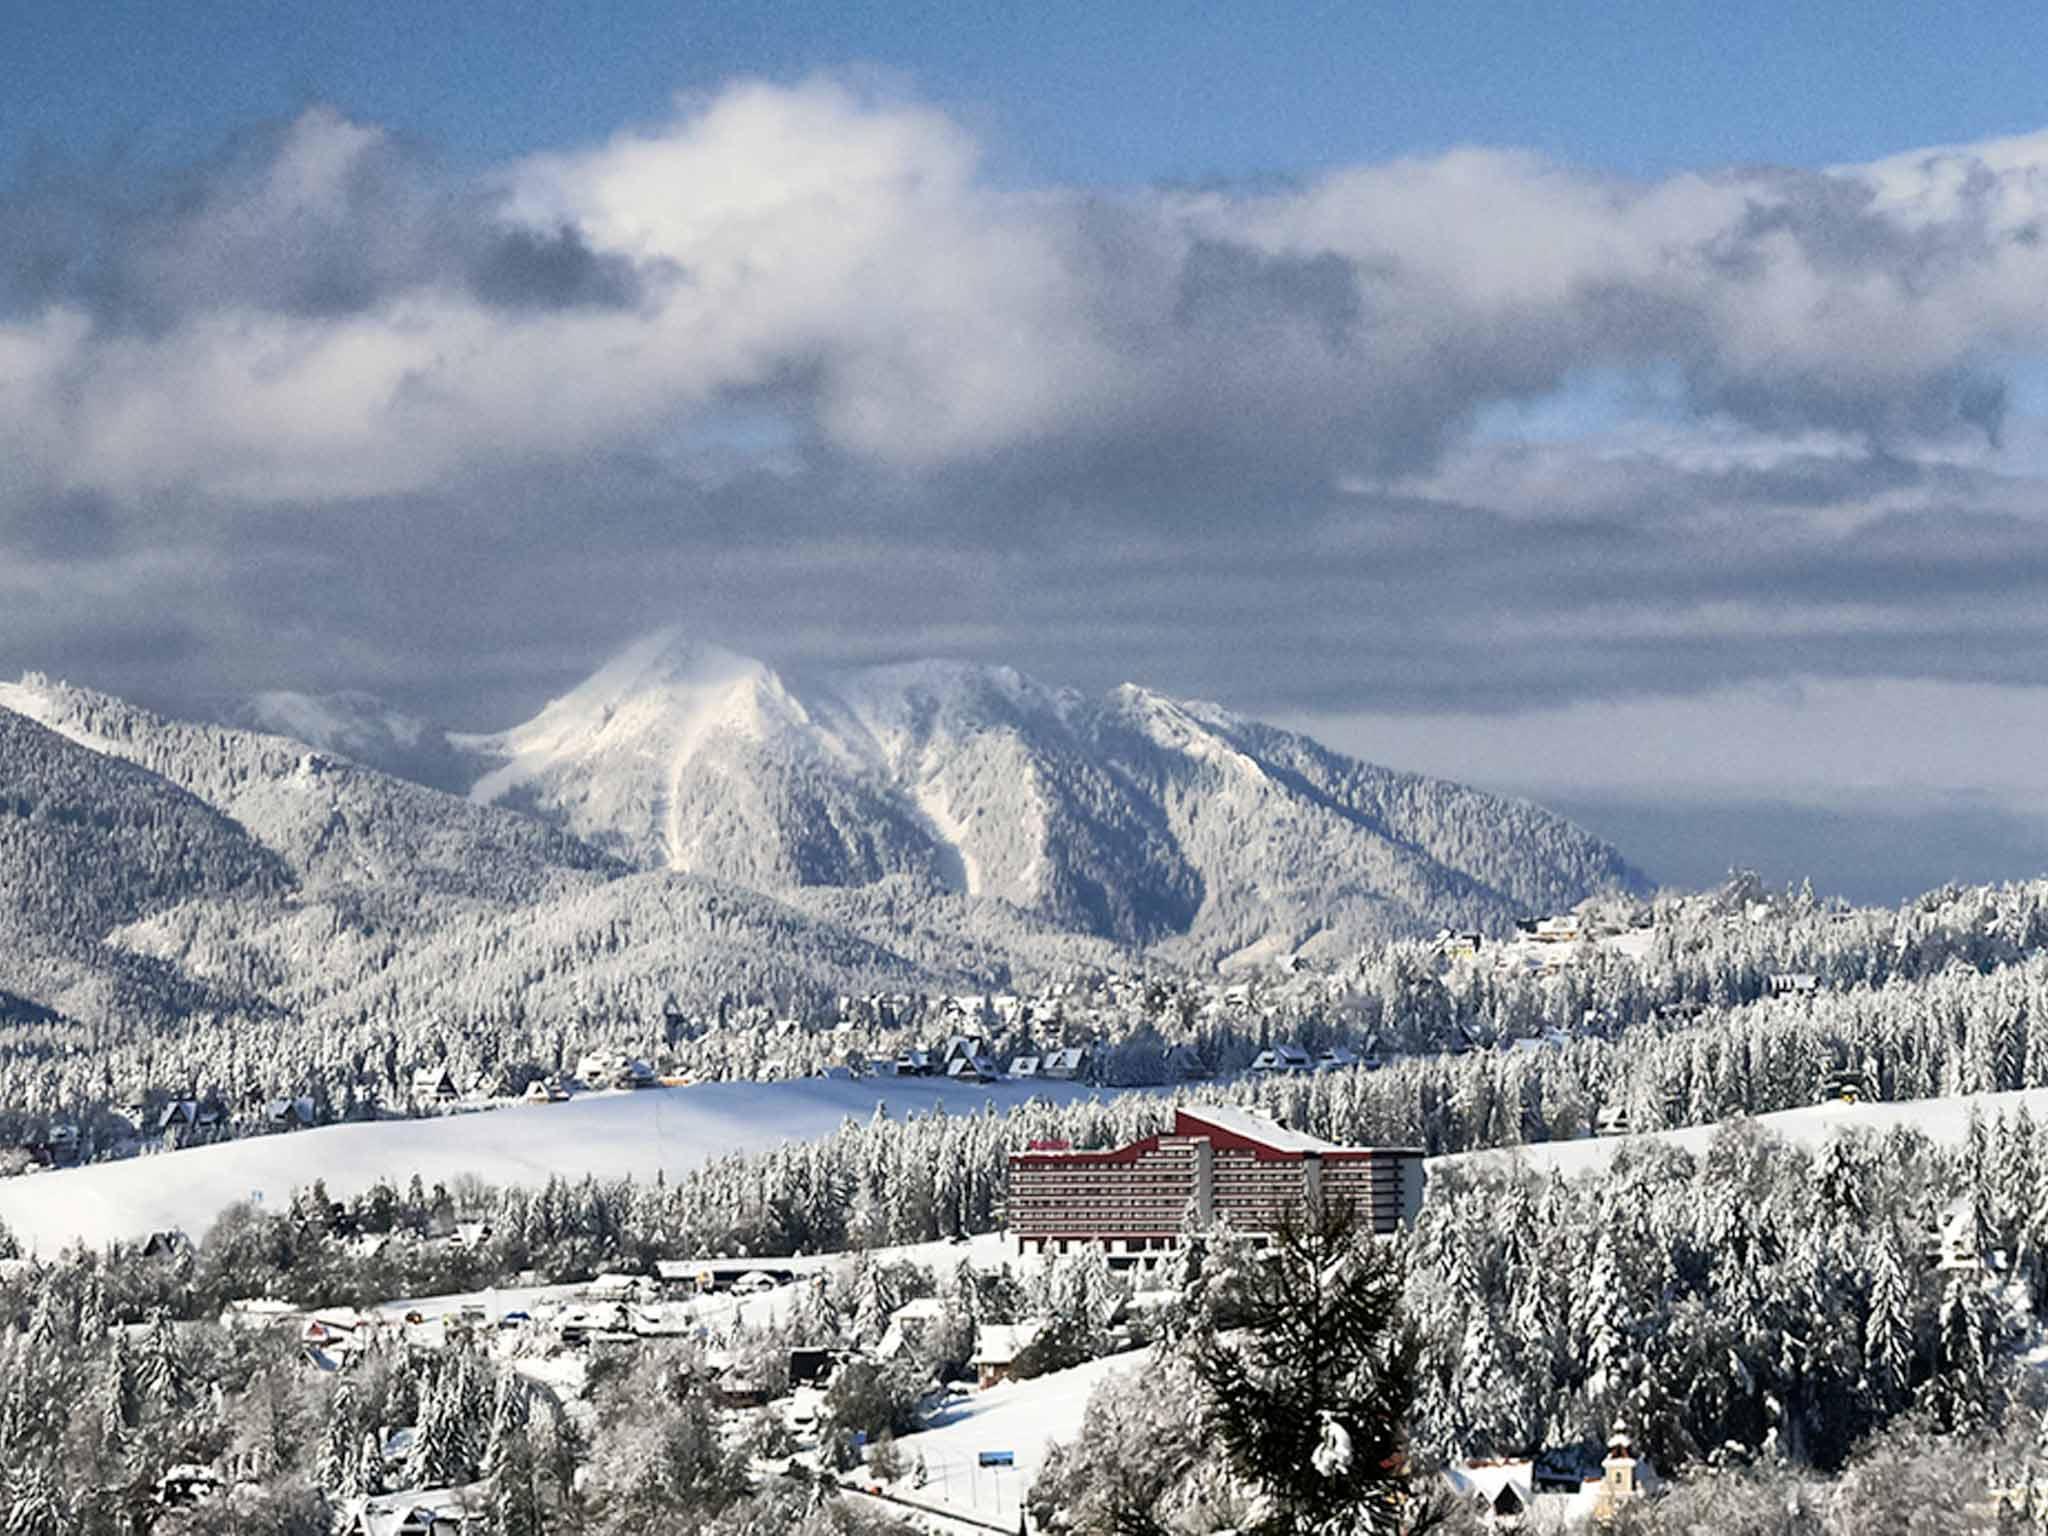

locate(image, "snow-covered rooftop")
[[1176, 1104, 1336, 1154]]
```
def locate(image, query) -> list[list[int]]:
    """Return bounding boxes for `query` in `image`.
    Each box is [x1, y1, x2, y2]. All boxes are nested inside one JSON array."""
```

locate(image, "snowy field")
[[0, 1078, 1096, 1254], [1442, 1083, 2048, 1180], [869, 1349, 1146, 1529]]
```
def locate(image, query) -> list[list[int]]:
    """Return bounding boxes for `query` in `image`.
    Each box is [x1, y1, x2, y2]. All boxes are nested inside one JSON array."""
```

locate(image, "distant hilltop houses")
[[1433, 907, 1658, 979]]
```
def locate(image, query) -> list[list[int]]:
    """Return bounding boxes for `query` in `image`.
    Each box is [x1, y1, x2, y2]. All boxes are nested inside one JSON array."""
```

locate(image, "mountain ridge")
[[454, 630, 1651, 962]]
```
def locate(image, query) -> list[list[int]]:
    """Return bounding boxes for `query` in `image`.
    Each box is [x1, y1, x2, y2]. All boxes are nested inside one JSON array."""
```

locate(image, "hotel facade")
[[1005, 1105, 1425, 1255]]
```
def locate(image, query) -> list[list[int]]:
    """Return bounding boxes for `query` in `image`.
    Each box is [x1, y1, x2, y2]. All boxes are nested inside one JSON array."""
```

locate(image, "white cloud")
[[11, 80, 2048, 509]]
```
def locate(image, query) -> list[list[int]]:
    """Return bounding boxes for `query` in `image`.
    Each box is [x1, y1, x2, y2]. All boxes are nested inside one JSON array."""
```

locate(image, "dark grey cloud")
[[0, 107, 656, 329]]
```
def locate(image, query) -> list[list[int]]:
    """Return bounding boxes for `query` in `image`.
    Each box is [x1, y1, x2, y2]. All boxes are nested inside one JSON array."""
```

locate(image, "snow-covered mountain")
[[0, 642, 1644, 1037], [0, 673, 964, 1034], [457, 630, 1649, 963]]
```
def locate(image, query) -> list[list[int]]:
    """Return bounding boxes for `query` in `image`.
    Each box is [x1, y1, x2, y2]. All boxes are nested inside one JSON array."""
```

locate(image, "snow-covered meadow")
[[1442, 1082, 2048, 1180], [0, 1077, 1095, 1253]]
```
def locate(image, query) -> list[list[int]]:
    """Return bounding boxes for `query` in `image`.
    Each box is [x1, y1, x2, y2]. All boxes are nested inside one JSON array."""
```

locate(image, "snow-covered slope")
[[1443, 1084, 2048, 1181], [460, 631, 1648, 961], [879, 1348, 1147, 1528], [7, 673, 619, 903], [0, 1077, 1099, 1253]]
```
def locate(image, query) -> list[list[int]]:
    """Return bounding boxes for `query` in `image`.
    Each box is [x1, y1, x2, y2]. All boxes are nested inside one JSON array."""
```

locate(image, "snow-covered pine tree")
[[1191, 1198, 1417, 1536]]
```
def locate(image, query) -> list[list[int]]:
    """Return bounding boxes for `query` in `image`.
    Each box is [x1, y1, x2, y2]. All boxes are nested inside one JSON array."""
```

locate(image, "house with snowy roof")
[[337, 1484, 484, 1536], [1250, 1044, 1314, 1075], [1444, 1429, 1656, 1529], [263, 1095, 318, 1129], [156, 1098, 226, 1146], [1041, 1045, 1091, 1081], [1929, 1197, 1989, 1274], [876, 1295, 953, 1360], [410, 1064, 462, 1103], [575, 1052, 656, 1091], [969, 1321, 1044, 1388], [941, 1034, 999, 1079]]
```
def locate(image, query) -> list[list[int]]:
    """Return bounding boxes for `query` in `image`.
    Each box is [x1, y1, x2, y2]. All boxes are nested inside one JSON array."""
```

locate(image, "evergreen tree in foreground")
[[1191, 1197, 1418, 1536]]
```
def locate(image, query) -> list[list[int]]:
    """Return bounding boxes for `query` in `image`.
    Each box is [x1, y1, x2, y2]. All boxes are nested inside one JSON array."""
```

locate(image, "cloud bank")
[[7, 79, 2048, 731]]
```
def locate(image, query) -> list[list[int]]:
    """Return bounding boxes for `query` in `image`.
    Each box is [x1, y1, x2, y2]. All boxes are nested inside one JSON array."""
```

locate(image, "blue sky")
[[10, 4, 2048, 901], [11, 1, 2048, 185]]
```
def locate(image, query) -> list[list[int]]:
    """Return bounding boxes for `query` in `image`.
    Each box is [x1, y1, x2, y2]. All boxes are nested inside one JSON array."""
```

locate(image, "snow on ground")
[[0, 1078, 1097, 1254], [1442, 1084, 2048, 1181], [382, 1231, 1030, 1329], [870, 1350, 1146, 1528]]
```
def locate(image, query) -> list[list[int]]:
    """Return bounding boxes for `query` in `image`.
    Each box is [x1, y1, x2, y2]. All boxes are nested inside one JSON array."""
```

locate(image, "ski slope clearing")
[[0, 1079, 1095, 1254], [1442, 1084, 2048, 1181], [872, 1349, 1146, 1529]]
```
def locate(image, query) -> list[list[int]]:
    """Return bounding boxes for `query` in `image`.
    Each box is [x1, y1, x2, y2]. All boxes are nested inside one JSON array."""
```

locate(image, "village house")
[[301, 1308, 377, 1368], [264, 1095, 318, 1129], [157, 1098, 226, 1146], [589, 1272, 658, 1303], [28, 1121, 81, 1166], [969, 1321, 1044, 1389], [337, 1485, 484, 1536], [410, 1064, 462, 1103], [1007, 1054, 1042, 1080], [1435, 929, 1485, 960], [1041, 1045, 1091, 1081], [523, 1076, 572, 1104], [940, 1034, 1000, 1080], [1594, 1104, 1632, 1138], [574, 1052, 657, 1091], [876, 1295, 952, 1360], [155, 1463, 226, 1510], [1445, 1429, 1656, 1529], [1249, 1044, 1314, 1075], [1821, 1066, 1866, 1104], [1929, 1198, 1989, 1274]]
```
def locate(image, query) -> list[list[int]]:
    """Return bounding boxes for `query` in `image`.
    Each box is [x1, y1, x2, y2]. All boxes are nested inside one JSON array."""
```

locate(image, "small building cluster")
[[1446, 1427, 1657, 1530]]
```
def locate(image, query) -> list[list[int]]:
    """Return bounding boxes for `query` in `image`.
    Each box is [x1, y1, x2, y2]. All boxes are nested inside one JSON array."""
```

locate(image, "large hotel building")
[[1005, 1105, 1425, 1255]]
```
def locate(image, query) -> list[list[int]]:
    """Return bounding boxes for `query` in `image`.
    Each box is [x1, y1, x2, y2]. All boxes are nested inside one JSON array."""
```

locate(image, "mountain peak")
[[460, 635, 1649, 956], [581, 628, 766, 698]]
